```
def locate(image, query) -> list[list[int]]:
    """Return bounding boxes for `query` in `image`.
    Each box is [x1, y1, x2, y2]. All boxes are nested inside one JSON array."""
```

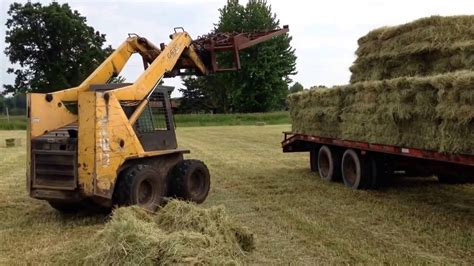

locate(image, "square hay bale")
[[350, 16, 474, 82], [288, 71, 474, 154], [288, 87, 344, 138]]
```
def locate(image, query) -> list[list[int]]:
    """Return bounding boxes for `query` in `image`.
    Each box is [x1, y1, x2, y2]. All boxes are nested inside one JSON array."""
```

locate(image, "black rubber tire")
[[341, 149, 372, 189], [113, 164, 167, 211], [170, 160, 210, 204], [367, 156, 379, 189], [310, 149, 318, 172], [48, 201, 84, 213], [317, 145, 342, 182]]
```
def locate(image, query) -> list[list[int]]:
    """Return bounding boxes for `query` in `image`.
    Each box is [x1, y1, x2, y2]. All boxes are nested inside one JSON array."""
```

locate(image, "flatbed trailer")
[[282, 132, 474, 189]]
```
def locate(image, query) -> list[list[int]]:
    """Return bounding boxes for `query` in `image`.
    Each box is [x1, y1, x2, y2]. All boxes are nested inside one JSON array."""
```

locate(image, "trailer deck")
[[282, 132, 474, 167]]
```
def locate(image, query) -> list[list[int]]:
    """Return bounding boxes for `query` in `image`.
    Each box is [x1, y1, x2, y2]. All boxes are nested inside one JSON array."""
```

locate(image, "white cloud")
[[2, 0, 474, 94]]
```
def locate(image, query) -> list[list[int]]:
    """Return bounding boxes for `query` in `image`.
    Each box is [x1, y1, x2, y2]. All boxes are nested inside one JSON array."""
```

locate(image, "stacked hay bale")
[[350, 16, 474, 83], [289, 16, 474, 155], [289, 87, 344, 138]]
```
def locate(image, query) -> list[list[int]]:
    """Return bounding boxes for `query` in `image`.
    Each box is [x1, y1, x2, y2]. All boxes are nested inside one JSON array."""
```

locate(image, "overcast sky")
[[1, 0, 474, 97]]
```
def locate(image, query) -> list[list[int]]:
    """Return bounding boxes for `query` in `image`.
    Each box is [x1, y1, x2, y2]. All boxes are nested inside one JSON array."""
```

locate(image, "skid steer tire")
[[170, 160, 210, 204], [113, 164, 167, 211]]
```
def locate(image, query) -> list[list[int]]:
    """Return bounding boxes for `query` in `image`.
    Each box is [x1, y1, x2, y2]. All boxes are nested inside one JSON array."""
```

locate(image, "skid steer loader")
[[26, 26, 289, 212]]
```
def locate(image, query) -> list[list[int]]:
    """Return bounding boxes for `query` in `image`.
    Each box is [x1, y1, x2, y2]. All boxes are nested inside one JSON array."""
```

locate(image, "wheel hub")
[[189, 170, 204, 197], [138, 180, 153, 205], [319, 153, 330, 178]]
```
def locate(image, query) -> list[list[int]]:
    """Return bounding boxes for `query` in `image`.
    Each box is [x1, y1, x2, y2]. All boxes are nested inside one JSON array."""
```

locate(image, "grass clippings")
[[84, 200, 255, 265]]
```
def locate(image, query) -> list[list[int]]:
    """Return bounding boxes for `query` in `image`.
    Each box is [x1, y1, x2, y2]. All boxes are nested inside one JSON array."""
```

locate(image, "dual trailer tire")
[[341, 149, 377, 189], [313, 146, 377, 189], [312, 145, 341, 182]]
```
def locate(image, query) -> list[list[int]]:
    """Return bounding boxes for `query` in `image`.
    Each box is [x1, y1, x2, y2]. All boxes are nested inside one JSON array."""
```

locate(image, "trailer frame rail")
[[282, 132, 474, 167]]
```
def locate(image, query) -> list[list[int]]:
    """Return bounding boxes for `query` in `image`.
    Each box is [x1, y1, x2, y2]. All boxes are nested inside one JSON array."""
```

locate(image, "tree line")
[[3, 1, 301, 114], [0, 94, 26, 116]]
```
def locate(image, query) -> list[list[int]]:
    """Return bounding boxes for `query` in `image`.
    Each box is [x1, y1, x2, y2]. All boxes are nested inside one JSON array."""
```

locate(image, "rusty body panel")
[[193, 25, 289, 72]]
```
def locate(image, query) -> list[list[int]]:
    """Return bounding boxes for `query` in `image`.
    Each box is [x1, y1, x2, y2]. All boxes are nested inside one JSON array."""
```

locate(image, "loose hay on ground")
[[289, 71, 474, 154], [84, 200, 255, 265]]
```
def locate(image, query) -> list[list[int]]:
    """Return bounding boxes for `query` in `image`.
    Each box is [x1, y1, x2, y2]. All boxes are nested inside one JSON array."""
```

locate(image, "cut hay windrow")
[[288, 71, 474, 154], [350, 15, 474, 82], [84, 200, 255, 265]]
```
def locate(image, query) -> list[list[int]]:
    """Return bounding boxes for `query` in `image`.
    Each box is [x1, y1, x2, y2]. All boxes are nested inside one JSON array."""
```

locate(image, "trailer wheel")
[[310, 149, 318, 172], [113, 164, 167, 211], [367, 156, 381, 188], [170, 160, 210, 204], [317, 145, 341, 182], [341, 149, 371, 189]]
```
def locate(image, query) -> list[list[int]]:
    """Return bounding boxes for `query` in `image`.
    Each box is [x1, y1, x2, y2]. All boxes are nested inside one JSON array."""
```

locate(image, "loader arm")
[[29, 32, 207, 137], [27, 26, 290, 203]]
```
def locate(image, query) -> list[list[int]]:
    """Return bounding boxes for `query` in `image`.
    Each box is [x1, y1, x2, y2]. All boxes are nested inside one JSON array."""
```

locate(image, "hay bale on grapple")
[[84, 200, 255, 265], [350, 15, 474, 83], [288, 71, 474, 154]]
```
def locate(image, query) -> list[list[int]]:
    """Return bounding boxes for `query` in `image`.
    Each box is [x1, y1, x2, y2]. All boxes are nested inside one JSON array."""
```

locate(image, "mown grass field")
[[0, 126, 473, 264], [0, 112, 290, 130]]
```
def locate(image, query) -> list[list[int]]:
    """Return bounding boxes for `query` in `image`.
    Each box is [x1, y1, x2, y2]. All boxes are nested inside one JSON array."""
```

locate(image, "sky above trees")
[[1, 0, 474, 96]]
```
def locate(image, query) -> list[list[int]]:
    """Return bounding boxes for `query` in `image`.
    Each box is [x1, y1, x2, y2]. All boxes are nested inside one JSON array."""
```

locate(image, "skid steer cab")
[[26, 26, 289, 212], [28, 85, 210, 212]]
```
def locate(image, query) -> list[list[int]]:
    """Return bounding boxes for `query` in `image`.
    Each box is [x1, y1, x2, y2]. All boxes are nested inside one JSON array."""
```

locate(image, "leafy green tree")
[[109, 76, 126, 83], [179, 77, 215, 113], [289, 82, 304, 93], [182, 0, 296, 113], [4, 2, 112, 94], [0, 94, 26, 115], [0, 95, 5, 114]]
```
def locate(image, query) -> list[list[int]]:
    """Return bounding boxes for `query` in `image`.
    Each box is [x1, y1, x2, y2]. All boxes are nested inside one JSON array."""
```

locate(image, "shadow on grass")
[[283, 167, 473, 218]]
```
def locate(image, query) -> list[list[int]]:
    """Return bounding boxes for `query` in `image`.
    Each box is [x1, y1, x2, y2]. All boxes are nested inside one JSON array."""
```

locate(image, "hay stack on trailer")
[[289, 16, 474, 155], [349, 16, 474, 83]]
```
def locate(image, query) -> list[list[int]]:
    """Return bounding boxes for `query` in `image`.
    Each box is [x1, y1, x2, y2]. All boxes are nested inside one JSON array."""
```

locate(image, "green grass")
[[0, 116, 26, 130], [0, 112, 290, 130], [174, 111, 290, 127], [0, 127, 473, 264]]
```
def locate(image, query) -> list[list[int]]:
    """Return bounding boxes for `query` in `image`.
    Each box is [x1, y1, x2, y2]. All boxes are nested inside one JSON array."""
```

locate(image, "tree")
[[289, 82, 304, 93], [178, 77, 213, 113], [0, 94, 26, 115], [109, 76, 126, 83], [0, 95, 5, 114], [181, 0, 297, 113], [4, 2, 112, 94]]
